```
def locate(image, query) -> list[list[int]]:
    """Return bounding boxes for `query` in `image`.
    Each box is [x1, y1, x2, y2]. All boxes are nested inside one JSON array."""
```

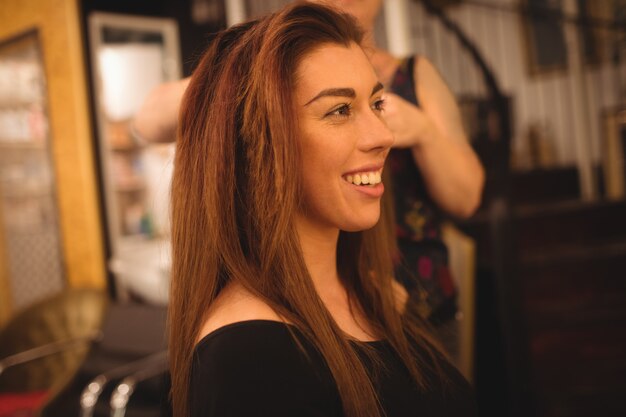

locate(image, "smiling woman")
[[169, 2, 476, 417]]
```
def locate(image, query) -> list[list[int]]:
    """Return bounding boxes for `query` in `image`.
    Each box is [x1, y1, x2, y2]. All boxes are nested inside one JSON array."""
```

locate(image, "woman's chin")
[[340, 214, 380, 232]]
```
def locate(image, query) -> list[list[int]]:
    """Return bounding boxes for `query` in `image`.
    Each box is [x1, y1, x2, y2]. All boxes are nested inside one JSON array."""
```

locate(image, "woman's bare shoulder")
[[196, 282, 283, 344]]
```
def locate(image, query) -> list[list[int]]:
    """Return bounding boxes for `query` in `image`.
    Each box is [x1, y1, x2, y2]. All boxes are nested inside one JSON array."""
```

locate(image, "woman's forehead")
[[294, 43, 377, 103]]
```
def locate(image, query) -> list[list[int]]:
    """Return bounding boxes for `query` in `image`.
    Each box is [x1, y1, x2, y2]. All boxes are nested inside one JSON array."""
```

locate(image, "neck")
[[295, 215, 343, 297], [294, 215, 377, 341]]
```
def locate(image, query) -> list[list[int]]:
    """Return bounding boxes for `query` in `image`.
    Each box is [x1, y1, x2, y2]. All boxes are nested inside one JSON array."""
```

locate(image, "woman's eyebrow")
[[304, 88, 355, 106], [371, 82, 384, 96], [304, 82, 384, 107]]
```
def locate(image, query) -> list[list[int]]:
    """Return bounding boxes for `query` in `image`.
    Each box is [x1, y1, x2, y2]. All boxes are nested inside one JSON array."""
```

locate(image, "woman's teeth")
[[344, 171, 382, 186]]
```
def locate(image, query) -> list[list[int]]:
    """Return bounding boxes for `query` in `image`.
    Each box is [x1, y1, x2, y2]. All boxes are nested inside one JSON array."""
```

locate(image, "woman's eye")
[[326, 104, 352, 118], [372, 98, 386, 112]]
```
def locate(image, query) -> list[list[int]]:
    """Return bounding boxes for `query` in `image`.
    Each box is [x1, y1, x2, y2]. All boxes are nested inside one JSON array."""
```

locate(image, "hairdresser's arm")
[[383, 58, 484, 219], [133, 78, 190, 144]]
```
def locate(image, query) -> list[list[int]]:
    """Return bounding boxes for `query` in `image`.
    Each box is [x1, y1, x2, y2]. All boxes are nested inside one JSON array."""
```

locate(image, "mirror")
[[88, 13, 181, 303]]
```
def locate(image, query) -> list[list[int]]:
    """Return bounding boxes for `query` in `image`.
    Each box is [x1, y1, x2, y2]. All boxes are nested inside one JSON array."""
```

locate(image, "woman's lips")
[[345, 179, 385, 198]]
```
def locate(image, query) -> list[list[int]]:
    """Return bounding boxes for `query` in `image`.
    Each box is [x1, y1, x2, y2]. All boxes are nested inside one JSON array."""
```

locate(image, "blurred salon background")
[[0, 0, 624, 416]]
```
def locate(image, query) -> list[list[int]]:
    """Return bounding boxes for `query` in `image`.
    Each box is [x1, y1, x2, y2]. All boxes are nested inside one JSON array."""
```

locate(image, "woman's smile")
[[342, 165, 385, 197]]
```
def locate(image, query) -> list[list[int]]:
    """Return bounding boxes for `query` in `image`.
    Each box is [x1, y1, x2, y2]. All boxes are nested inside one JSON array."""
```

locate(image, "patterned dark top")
[[388, 56, 457, 324]]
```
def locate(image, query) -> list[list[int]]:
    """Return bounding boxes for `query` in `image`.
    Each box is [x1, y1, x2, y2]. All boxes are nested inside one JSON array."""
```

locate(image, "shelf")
[[1, 189, 53, 199], [110, 143, 143, 152], [116, 181, 146, 192], [0, 140, 46, 150], [0, 100, 44, 109]]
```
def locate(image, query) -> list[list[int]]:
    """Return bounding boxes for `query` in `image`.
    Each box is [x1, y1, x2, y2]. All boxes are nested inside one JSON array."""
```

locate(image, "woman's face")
[[294, 42, 393, 233]]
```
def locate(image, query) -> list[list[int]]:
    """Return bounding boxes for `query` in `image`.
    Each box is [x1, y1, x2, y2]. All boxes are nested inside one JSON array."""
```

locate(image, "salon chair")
[[0, 288, 107, 416], [0, 288, 170, 417], [41, 301, 170, 417]]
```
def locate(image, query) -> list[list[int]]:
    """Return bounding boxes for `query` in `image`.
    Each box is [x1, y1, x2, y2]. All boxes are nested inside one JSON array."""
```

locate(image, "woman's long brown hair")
[[169, 3, 446, 417]]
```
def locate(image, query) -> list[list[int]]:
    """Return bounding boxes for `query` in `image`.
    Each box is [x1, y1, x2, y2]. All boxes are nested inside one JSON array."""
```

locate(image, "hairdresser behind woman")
[[169, 2, 476, 417], [138, 1, 485, 362]]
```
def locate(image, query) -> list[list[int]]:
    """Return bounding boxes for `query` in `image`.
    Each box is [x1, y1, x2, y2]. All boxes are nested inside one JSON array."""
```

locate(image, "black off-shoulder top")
[[189, 320, 476, 417]]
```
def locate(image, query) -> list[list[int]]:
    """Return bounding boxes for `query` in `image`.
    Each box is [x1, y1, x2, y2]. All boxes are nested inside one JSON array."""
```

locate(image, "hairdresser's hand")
[[133, 78, 190, 144], [382, 92, 435, 149]]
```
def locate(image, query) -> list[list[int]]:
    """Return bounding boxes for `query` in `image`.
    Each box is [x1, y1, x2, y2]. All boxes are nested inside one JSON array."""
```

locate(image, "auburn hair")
[[169, 2, 445, 417]]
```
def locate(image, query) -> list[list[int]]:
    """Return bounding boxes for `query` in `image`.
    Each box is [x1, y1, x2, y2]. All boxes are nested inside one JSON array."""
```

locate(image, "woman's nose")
[[358, 110, 394, 152]]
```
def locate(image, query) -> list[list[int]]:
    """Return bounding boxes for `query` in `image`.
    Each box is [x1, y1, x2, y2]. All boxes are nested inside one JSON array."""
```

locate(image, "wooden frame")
[[0, 0, 106, 296], [601, 108, 626, 200], [442, 223, 476, 382], [520, 0, 569, 76], [0, 198, 10, 327], [578, 0, 614, 67]]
